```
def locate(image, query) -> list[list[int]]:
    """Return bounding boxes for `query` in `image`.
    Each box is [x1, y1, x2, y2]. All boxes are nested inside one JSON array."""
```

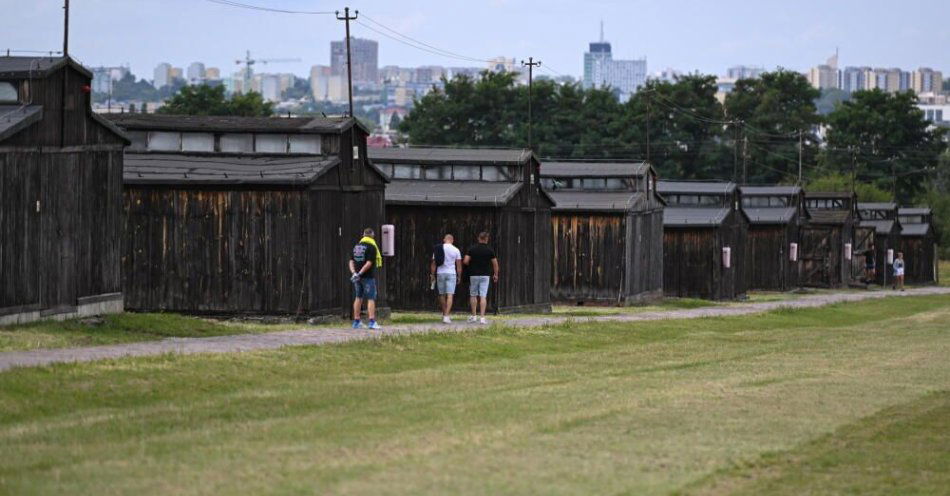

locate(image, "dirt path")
[[2, 287, 948, 372]]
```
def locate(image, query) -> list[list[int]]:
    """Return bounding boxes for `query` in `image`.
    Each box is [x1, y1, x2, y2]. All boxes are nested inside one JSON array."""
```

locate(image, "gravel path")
[[2, 287, 948, 372]]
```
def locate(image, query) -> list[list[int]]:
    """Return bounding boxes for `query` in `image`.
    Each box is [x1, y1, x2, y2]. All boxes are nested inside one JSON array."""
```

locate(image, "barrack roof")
[[369, 147, 535, 165], [540, 161, 650, 178], [385, 179, 523, 206], [657, 180, 736, 195], [106, 113, 364, 134], [548, 191, 645, 212], [123, 153, 340, 186]]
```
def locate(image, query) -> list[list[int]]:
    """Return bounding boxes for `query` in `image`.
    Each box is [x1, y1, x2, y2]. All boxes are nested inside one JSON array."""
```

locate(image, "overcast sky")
[[3, 0, 948, 81]]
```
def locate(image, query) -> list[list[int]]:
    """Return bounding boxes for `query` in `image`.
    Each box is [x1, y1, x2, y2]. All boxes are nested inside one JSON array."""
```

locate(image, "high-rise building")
[[807, 52, 840, 90], [486, 57, 516, 74], [260, 74, 281, 103], [331, 37, 379, 83], [187, 62, 206, 83], [91, 66, 130, 94], [726, 65, 763, 80], [415, 66, 446, 84], [310, 65, 332, 101], [153, 62, 172, 89], [582, 24, 647, 101], [841, 66, 869, 93], [169, 67, 183, 82], [912, 67, 944, 95]]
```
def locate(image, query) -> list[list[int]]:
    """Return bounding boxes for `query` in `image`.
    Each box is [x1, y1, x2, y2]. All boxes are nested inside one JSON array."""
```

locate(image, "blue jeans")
[[353, 277, 377, 300]]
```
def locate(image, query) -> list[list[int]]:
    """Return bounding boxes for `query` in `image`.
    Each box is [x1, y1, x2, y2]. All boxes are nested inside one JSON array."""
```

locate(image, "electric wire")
[[203, 0, 333, 14]]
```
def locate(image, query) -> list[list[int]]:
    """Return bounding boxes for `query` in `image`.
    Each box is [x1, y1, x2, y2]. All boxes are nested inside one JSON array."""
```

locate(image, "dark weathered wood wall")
[[900, 236, 936, 284], [800, 223, 853, 288], [385, 185, 552, 313], [0, 150, 123, 316], [551, 209, 663, 304], [663, 210, 744, 300], [744, 222, 799, 291]]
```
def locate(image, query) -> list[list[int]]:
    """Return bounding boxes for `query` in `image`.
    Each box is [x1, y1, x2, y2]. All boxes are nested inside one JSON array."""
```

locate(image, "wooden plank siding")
[[550, 209, 663, 304], [744, 223, 800, 291], [662, 210, 745, 301], [900, 236, 937, 284], [1, 57, 126, 322]]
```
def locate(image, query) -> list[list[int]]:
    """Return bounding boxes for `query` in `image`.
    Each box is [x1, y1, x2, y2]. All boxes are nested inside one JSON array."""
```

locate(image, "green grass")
[[1, 294, 948, 494], [0, 313, 302, 352], [0, 297, 716, 351], [686, 391, 950, 495]]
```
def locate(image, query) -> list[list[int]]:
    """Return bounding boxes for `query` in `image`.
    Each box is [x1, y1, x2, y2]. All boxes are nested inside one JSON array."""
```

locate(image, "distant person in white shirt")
[[893, 251, 905, 291], [430, 233, 462, 323]]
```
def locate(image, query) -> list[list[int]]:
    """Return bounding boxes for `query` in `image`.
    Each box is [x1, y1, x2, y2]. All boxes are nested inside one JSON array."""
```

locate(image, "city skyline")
[[4, 0, 949, 83]]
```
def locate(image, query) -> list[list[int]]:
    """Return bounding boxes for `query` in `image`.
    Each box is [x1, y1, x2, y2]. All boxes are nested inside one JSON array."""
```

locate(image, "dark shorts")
[[353, 277, 377, 300]]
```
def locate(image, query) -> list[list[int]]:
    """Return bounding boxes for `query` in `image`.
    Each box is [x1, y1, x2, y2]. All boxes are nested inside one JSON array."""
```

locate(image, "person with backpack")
[[430, 233, 462, 323], [463, 231, 499, 324], [349, 227, 382, 329]]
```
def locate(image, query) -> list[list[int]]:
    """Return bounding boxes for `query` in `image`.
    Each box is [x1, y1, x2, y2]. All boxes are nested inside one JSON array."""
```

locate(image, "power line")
[[203, 0, 332, 15], [359, 14, 493, 64]]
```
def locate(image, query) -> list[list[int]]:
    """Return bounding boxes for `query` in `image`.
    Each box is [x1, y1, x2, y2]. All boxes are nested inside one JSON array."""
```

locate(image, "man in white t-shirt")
[[432, 233, 462, 323]]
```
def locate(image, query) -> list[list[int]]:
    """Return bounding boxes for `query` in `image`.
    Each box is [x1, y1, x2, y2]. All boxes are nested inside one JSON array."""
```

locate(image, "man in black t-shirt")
[[463, 231, 499, 324]]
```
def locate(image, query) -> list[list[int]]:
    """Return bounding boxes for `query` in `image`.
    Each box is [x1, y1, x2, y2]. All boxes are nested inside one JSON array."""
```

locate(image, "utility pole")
[[336, 7, 358, 117], [521, 57, 541, 152], [742, 134, 749, 185], [733, 122, 739, 183], [63, 0, 69, 56], [645, 90, 651, 163], [798, 129, 803, 184]]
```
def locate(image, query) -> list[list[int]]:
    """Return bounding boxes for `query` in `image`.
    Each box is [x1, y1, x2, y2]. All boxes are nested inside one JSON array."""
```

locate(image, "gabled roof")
[[540, 161, 650, 178], [549, 191, 645, 212], [123, 153, 341, 186], [0, 105, 43, 142], [663, 207, 732, 227], [0, 56, 93, 79], [106, 113, 364, 134], [901, 223, 932, 237], [740, 185, 801, 196], [385, 179, 523, 206], [743, 207, 798, 225], [657, 180, 736, 195], [859, 219, 898, 234], [369, 147, 534, 165], [805, 191, 853, 199], [899, 207, 932, 216], [857, 202, 897, 211], [807, 209, 853, 224]]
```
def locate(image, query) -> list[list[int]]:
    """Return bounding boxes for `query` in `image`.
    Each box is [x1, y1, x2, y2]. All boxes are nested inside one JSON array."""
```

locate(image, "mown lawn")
[[1, 295, 948, 495], [0, 312, 303, 352], [1, 298, 716, 351]]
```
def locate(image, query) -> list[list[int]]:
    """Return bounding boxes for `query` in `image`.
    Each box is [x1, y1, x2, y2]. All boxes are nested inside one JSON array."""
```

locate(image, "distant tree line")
[[399, 70, 949, 255]]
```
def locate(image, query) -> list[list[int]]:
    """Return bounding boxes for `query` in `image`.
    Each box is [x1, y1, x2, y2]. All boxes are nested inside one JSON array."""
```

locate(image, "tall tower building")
[[331, 37, 379, 84], [153, 62, 172, 89], [582, 22, 646, 101]]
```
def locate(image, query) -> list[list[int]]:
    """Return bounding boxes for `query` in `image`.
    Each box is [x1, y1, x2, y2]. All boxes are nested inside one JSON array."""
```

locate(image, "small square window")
[[148, 131, 180, 151], [255, 134, 288, 153]]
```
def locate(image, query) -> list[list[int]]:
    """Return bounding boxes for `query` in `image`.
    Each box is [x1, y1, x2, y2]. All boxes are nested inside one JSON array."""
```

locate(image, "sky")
[[2, 0, 948, 81]]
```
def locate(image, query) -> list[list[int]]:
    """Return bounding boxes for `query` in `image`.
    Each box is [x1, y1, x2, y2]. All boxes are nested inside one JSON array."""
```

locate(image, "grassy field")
[[0, 313, 304, 352], [1, 294, 948, 494], [0, 298, 715, 351]]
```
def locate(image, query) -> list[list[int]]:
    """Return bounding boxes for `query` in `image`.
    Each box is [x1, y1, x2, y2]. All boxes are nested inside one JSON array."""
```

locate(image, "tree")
[[944, 78, 950, 93], [806, 172, 891, 201], [625, 74, 732, 179], [914, 151, 950, 259], [823, 89, 947, 203], [159, 85, 274, 117], [724, 70, 821, 184], [815, 88, 849, 115]]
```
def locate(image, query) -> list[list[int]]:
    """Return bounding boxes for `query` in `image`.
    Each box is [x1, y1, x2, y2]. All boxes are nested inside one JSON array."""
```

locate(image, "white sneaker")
[[442, 316, 452, 324], [467, 315, 478, 323], [479, 317, 488, 325]]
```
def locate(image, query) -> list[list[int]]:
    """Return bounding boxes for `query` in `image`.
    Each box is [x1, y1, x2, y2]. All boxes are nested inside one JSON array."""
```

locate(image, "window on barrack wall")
[[0, 82, 16, 103]]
